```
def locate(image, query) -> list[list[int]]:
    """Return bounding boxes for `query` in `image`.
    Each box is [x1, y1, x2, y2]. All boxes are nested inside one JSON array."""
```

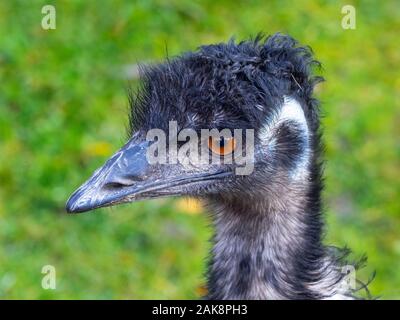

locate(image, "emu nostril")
[[104, 173, 147, 189]]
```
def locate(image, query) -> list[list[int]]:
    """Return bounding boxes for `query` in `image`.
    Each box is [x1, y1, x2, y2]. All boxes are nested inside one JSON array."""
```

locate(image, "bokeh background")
[[0, 0, 399, 299]]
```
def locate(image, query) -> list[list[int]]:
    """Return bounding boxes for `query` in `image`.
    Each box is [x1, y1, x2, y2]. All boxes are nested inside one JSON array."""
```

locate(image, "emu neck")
[[206, 178, 330, 299]]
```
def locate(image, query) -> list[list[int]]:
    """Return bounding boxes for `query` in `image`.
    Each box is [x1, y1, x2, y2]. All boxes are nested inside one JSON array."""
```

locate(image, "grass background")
[[0, 0, 399, 299]]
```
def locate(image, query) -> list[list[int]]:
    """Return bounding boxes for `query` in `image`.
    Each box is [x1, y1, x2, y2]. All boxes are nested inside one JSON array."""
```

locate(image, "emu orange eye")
[[208, 137, 237, 155]]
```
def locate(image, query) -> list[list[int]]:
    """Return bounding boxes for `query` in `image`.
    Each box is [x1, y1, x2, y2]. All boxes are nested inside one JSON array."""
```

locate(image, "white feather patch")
[[258, 96, 310, 180]]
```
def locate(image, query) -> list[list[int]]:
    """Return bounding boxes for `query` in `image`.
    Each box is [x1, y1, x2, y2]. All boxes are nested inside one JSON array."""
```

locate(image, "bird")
[[66, 33, 367, 299]]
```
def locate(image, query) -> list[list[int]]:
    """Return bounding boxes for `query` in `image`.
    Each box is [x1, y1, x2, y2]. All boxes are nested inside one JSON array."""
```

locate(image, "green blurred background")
[[0, 0, 399, 299]]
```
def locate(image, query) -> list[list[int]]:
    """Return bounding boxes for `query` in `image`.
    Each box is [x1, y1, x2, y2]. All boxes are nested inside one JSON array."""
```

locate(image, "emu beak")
[[66, 140, 229, 213]]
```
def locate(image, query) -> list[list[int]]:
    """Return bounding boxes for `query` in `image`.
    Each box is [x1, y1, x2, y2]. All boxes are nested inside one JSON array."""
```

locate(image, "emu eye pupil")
[[208, 137, 236, 155]]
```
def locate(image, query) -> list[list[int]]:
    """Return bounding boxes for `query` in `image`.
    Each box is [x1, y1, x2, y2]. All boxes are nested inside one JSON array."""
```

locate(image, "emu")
[[66, 34, 361, 299]]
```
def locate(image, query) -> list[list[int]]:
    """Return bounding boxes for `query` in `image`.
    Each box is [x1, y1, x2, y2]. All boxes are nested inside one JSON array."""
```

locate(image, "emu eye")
[[208, 136, 236, 155]]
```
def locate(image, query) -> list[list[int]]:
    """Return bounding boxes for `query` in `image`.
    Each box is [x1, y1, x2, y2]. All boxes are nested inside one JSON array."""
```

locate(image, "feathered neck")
[[205, 171, 351, 300]]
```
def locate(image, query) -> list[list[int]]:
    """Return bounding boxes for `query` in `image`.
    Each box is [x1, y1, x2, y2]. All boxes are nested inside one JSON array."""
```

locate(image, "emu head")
[[66, 34, 321, 213]]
